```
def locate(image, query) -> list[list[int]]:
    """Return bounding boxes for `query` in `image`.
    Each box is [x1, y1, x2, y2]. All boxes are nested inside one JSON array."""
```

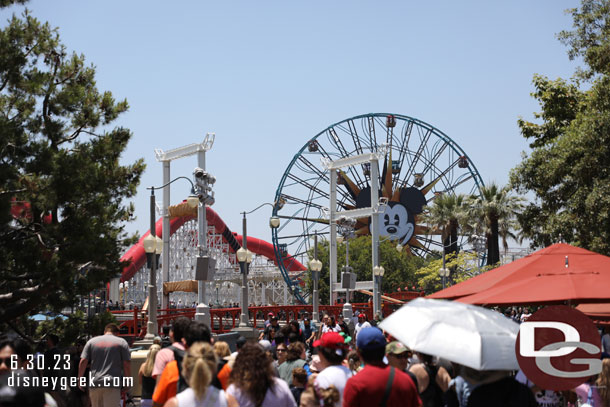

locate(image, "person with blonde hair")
[[214, 341, 233, 390], [213, 341, 231, 359], [139, 344, 161, 407], [163, 342, 237, 407], [299, 374, 340, 407]]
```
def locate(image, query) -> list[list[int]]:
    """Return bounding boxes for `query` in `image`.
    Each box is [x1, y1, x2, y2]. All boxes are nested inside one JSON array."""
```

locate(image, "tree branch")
[[0, 284, 43, 301], [57, 124, 85, 145], [0, 284, 54, 325], [0, 188, 27, 195], [43, 52, 61, 147]]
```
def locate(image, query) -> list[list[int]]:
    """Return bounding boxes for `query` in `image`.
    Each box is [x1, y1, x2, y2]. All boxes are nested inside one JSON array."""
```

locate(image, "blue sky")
[[3, 1, 580, 247]]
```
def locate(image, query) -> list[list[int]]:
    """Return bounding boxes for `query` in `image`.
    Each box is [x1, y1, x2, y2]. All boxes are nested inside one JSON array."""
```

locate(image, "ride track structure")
[[272, 113, 484, 303], [119, 204, 306, 307]]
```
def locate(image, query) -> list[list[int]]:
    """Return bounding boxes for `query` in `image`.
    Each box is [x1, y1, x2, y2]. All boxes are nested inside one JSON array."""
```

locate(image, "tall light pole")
[[139, 178, 197, 343], [309, 232, 323, 324], [142, 187, 163, 340], [439, 264, 450, 290], [373, 265, 385, 318], [337, 217, 356, 304], [233, 203, 280, 338], [237, 212, 253, 328], [193, 167, 216, 326]]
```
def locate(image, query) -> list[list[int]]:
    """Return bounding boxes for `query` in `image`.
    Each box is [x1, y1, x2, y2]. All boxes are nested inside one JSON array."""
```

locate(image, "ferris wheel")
[[271, 113, 484, 302]]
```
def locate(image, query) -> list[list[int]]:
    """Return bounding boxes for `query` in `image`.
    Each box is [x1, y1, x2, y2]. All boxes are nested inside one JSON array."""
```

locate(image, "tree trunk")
[[449, 221, 459, 255], [488, 217, 500, 265]]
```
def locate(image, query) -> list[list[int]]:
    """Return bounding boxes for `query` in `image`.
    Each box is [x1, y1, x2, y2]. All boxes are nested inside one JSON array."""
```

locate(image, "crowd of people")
[[0, 311, 609, 407]]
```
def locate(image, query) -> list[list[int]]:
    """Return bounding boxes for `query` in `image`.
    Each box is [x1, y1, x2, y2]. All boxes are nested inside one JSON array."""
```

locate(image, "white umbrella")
[[379, 298, 520, 371]]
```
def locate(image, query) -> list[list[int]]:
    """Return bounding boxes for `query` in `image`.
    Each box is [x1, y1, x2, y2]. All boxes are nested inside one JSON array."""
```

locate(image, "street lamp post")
[[137, 178, 197, 345], [439, 265, 450, 290], [142, 187, 164, 340], [337, 218, 356, 304], [232, 203, 280, 338], [337, 218, 356, 328], [192, 167, 216, 326], [309, 233, 323, 324], [237, 214, 253, 328], [472, 235, 486, 275], [373, 265, 385, 318]]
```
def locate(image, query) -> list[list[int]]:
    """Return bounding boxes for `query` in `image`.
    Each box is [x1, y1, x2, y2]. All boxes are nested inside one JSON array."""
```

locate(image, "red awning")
[[577, 303, 610, 321], [428, 243, 610, 306]]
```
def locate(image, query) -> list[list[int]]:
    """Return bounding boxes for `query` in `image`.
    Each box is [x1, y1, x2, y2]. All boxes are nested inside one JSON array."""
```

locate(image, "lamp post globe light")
[[237, 238, 254, 328], [142, 225, 163, 341], [439, 267, 450, 290], [186, 193, 199, 209], [309, 234, 323, 324], [269, 216, 280, 229]]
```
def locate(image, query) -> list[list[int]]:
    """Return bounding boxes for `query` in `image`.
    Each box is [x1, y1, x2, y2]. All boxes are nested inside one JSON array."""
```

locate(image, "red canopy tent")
[[427, 243, 610, 306], [576, 303, 610, 325]]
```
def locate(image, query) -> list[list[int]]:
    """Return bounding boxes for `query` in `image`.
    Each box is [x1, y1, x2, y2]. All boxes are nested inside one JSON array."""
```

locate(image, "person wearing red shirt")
[[343, 327, 421, 407]]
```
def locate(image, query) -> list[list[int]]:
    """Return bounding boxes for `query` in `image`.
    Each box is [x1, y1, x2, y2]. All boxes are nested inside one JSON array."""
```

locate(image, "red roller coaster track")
[[120, 206, 306, 283]]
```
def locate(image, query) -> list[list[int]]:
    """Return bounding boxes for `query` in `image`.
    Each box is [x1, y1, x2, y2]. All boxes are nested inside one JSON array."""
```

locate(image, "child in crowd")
[[290, 367, 308, 405]]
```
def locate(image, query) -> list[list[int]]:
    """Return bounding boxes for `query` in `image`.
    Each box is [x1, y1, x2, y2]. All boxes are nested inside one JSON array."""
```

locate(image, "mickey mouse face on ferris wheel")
[[378, 202, 414, 245], [355, 186, 427, 247]]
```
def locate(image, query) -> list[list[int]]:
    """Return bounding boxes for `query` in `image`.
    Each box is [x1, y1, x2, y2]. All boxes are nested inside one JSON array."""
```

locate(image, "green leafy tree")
[[305, 235, 428, 304], [415, 252, 494, 293], [0, 0, 28, 7], [511, 0, 610, 255], [421, 193, 467, 256], [464, 183, 524, 265], [0, 12, 144, 324], [35, 310, 117, 346]]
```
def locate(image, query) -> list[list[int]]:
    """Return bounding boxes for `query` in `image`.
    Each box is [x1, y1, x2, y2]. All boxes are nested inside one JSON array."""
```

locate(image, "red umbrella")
[[427, 243, 610, 305]]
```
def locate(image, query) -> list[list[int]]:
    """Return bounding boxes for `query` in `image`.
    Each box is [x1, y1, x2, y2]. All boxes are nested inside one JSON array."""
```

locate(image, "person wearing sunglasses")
[[386, 341, 420, 394], [385, 341, 412, 372]]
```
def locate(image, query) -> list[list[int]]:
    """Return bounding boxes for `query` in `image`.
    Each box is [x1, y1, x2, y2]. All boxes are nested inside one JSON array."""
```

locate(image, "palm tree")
[[465, 183, 524, 265], [422, 193, 467, 257]]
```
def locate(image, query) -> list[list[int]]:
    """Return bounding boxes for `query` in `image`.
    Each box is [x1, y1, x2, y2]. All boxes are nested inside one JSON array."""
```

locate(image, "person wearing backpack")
[[152, 317, 191, 381], [152, 321, 216, 407]]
